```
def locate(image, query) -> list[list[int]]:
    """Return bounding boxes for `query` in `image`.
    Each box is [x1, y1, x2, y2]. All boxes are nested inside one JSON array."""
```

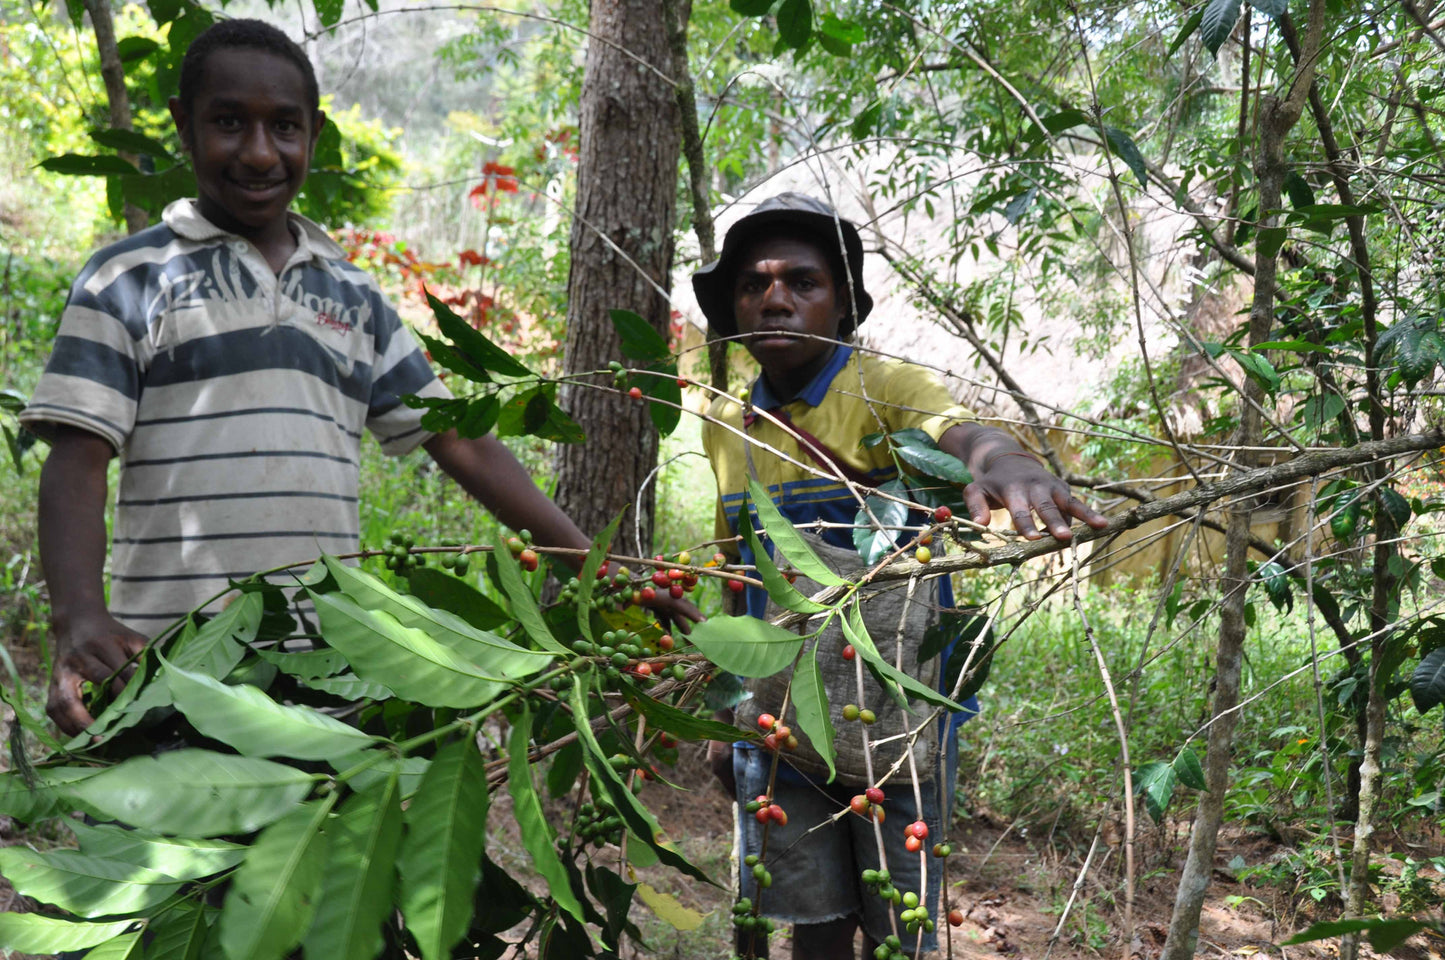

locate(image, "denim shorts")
[[733, 734, 959, 952]]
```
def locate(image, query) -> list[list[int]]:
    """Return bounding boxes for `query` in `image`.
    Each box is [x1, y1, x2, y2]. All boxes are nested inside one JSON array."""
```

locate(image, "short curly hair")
[[178, 19, 319, 117]]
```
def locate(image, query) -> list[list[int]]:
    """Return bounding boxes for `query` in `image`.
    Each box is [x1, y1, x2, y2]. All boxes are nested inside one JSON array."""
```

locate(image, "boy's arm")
[[423, 430, 703, 629], [939, 422, 1108, 541], [40, 426, 149, 736]]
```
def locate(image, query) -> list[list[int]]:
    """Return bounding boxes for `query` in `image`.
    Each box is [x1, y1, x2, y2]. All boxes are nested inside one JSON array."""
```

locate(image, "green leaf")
[[0, 847, 183, 917], [115, 36, 160, 62], [90, 128, 174, 162], [311, 591, 517, 708], [303, 774, 403, 960], [218, 797, 333, 960], [1283, 171, 1315, 209], [941, 617, 995, 702], [1288, 202, 1381, 223], [741, 496, 828, 614], [1173, 745, 1207, 791], [730, 0, 774, 12], [312, 0, 343, 27], [853, 478, 910, 565], [790, 645, 836, 782], [254, 647, 349, 681], [642, 362, 682, 437], [0, 914, 137, 954], [323, 557, 551, 673], [39, 153, 139, 176], [747, 478, 847, 586], [80, 930, 144, 959], [404, 567, 510, 630], [841, 605, 964, 711], [1021, 108, 1091, 146], [817, 27, 851, 55], [894, 439, 970, 484], [687, 615, 805, 678], [488, 537, 572, 655], [621, 687, 751, 743], [1256, 226, 1287, 259], [1249, 0, 1287, 17], [399, 739, 489, 960], [144, 898, 213, 960], [69, 821, 244, 880], [1233, 350, 1280, 395], [608, 309, 670, 362], [1200, 0, 1241, 56], [1410, 647, 1445, 713], [775, 0, 812, 48], [1166, 7, 1204, 56], [300, 673, 393, 700], [1396, 325, 1441, 387], [1135, 760, 1177, 823], [65, 749, 315, 838], [425, 291, 531, 378], [1284, 917, 1429, 951], [508, 709, 585, 924], [1103, 126, 1148, 188], [568, 678, 712, 884], [0, 766, 99, 821], [818, 12, 864, 42], [172, 591, 265, 676], [1379, 486, 1412, 529], [573, 512, 625, 643], [161, 653, 377, 760], [416, 335, 494, 385]]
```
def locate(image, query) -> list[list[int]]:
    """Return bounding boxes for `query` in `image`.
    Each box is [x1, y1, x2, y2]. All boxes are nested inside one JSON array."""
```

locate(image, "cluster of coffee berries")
[[571, 630, 686, 684], [860, 867, 899, 904], [742, 853, 777, 889], [755, 713, 798, 752], [841, 703, 877, 725], [871, 933, 913, 960], [903, 819, 929, 853], [607, 360, 631, 390], [503, 530, 540, 572], [744, 794, 788, 827], [645, 550, 707, 600], [898, 889, 934, 935], [730, 896, 774, 933], [574, 800, 624, 848], [849, 786, 887, 823]]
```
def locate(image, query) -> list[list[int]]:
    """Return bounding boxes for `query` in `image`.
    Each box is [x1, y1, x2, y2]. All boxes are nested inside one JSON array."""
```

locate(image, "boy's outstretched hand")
[[942, 423, 1108, 542]]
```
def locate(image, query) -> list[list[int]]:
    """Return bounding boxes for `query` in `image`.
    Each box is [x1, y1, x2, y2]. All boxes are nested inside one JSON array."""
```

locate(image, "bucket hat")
[[691, 192, 873, 338]]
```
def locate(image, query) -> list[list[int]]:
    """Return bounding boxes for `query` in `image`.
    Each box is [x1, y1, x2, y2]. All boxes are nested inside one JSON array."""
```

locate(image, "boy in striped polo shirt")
[[22, 19, 698, 737], [692, 193, 1107, 959]]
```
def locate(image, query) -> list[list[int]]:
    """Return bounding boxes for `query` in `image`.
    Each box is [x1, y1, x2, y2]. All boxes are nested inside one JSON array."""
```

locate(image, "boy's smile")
[[169, 48, 325, 261], [732, 236, 846, 400]]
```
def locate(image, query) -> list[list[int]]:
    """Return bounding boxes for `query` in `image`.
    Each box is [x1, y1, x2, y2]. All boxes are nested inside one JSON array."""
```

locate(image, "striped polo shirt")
[[21, 199, 448, 634]]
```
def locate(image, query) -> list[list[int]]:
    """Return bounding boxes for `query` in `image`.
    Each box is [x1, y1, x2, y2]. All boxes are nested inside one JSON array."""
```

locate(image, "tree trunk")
[[83, 0, 147, 236], [554, 0, 682, 550], [1161, 5, 1324, 956]]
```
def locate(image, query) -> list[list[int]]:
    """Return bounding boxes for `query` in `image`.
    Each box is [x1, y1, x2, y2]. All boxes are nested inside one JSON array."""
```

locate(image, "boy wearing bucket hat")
[[695, 193, 1105, 959]]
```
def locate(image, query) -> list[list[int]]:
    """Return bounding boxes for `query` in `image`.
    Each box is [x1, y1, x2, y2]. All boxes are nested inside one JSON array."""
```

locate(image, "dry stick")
[[1044, 828, 1104, 960], [1275, 16, 1395, 953], [1070, 542, 1136, 944], [1162, 2, 1327, 955], [662, 0, 728, 392], [1303, 477, 1351, 897]]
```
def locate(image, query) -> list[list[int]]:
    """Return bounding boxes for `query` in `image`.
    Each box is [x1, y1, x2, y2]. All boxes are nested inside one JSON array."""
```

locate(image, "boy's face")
[[731, 235, 845, 391], [168, 47, 325, 244]]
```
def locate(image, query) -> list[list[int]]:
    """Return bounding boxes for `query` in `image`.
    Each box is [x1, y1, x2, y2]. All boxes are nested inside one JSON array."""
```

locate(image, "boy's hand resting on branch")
[[942, 423, 1109, 542], [640, 591, 704, 634], [48, 612, 148, 737]]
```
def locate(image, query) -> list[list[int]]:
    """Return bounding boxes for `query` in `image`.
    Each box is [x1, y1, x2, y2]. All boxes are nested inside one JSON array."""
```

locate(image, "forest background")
[[1, 0, 1445, 957]]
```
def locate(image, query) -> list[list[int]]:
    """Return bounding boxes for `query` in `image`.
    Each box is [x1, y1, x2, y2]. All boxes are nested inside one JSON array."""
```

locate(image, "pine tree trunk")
[[554, 0, 681, 551], [83, 0, 147, 235]]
